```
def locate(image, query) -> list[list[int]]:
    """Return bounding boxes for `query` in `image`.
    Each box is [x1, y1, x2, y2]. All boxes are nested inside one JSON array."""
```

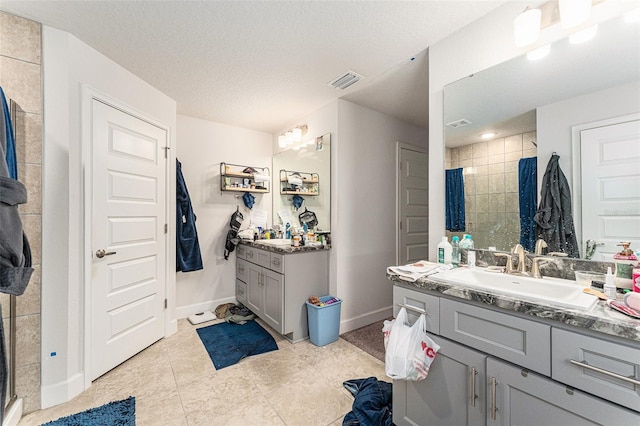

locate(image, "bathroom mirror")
[[444, 13, 639, 257], [272, 133, 331, 231]]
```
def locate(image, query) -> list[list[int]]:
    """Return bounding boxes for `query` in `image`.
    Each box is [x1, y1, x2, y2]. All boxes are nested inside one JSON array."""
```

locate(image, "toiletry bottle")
[[467, 250, 476, 269], [438, 236, 453, 264], [613, 242, 637, 289], [604, 267, 616, 299], [285, 222, 291, 239], [451, 236, 461, 266]]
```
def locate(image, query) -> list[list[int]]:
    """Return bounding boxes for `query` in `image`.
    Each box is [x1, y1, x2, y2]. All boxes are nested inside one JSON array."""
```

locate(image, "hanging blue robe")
[[176, 159, 203, 272]]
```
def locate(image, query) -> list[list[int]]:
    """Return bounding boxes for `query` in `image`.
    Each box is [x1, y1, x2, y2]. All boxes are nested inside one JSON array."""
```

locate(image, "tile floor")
[[19, 318, 387, 425]]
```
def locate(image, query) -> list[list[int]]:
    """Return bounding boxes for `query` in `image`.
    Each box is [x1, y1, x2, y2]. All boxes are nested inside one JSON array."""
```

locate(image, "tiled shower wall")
[[0, 11, 43, 414], [445, 131, 537, 251]]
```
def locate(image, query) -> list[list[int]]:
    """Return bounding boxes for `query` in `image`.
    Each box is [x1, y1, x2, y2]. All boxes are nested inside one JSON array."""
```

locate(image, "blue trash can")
[[306, 296, 342, 346]]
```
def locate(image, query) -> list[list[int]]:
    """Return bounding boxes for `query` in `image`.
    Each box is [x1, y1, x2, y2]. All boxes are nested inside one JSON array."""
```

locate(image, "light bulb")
[[513, 8, 542, 47], [278, 134, 287, 148], [293, 127, 303, 142], [559, 0, 591, 29], [285, 131, 294, 145]]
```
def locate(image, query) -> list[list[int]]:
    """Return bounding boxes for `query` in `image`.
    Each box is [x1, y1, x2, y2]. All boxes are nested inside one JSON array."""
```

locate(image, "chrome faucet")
[[512, 244, 528, 274], [534, 239, 547, 255]]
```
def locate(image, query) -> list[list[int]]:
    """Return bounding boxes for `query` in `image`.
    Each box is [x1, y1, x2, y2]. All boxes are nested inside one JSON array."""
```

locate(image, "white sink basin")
[[431, 268, 597, 311], [255, 239, 292, 247]]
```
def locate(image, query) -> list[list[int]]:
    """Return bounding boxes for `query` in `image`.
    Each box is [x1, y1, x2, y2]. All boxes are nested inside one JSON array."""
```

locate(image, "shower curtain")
[[518, 157, 537, 252], [445, 168, 465, 232]]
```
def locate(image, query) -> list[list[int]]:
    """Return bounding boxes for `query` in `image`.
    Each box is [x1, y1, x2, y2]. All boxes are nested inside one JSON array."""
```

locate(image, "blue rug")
[[197, 320, 278, 369], [42, 396, 135, 426]]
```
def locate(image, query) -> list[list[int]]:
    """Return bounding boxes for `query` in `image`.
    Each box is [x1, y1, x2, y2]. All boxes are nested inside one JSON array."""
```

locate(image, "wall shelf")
[[279, 169, 319, 196], [220, 162, 270, 194]]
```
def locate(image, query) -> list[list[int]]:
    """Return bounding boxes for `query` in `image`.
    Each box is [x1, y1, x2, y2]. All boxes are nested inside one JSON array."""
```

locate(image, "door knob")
[[95, 249, 117, 258]]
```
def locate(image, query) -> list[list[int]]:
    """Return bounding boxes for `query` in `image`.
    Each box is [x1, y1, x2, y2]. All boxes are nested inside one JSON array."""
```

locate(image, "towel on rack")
[[287, 176, 303, 186], [253, 173, 270, 183], [518, 157, 537, 252], [445, 168, 465, 232]]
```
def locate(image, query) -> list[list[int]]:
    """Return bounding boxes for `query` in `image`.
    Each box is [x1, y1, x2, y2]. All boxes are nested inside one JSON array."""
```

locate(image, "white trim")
[[396, 141, 429, 266], [570, 112, 640, 252], [339, 305, 393, 334], [2, 398, 22, 426], [41, 372, 84, 409], [80, 85, 173, 390]]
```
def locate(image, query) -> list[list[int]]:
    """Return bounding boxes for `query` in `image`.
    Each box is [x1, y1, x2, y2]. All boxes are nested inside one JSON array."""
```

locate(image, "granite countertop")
[[240, 239, 331, 254], [388, 273, 640, 344]]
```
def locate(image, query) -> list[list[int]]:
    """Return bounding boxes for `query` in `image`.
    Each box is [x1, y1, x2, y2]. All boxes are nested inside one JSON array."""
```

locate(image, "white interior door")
[[580, 118, 640, 261], [91, 99, 167, 380], [398, 144, 429, 265]]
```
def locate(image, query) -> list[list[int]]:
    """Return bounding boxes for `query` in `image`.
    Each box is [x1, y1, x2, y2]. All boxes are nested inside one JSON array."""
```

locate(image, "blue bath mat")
[[197, 320, 278, 369], [42, 396, 135, 425]]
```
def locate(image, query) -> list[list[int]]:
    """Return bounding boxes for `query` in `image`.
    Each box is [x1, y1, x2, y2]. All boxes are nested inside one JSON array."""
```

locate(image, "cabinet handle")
[[470, 367, 478, 407], [569, 359, 640, 386], [397, 303, 427, 316], [272, 258, 280, 266], [490, 377, 497, 421]]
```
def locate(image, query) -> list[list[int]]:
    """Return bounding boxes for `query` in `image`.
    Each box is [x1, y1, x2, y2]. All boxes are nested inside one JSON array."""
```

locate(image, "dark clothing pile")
[[343, 377, 393, 426]]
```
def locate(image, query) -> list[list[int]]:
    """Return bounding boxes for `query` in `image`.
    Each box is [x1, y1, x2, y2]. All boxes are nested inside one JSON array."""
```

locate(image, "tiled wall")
[[0, 11, 43, 414], [445, 131, 537, 251]]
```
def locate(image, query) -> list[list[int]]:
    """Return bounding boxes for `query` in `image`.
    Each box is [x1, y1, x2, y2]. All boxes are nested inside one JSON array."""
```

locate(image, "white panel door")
[[399, 145, 429, 264], [581, 119, 640, 261], [91, 99, 167, 380]]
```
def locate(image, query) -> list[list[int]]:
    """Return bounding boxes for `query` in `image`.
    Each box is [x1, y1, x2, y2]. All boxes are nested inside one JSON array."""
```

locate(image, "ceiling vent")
[[328, 70, 363, 90], [445, 118, 472, 128]]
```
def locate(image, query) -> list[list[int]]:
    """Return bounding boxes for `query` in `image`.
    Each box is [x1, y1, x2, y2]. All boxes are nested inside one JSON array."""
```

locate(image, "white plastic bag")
[[384, 307, 440, 381]]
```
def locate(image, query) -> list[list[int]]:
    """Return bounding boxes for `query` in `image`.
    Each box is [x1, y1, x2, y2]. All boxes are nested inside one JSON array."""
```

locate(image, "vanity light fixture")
[[569, 24, 598, 44], [559, 0, 592, 29], [513, 7, 542, 47], [285, 130, 294, 146], [278, 134, 287, 148], [527, 44, 551, 60]]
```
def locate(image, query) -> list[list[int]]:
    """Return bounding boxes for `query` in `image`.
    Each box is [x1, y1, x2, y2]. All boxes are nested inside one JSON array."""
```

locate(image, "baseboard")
[[339, 305, 393, 334], [41, 372, 84, 409], [175, 296, 237, 320], [2, 398, 22, 426]]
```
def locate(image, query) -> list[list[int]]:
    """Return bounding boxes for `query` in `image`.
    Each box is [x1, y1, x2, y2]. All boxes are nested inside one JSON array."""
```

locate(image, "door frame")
[[570, 112, 640, 252], [80, 85, 173, 389], [396, 141, 429, 266]]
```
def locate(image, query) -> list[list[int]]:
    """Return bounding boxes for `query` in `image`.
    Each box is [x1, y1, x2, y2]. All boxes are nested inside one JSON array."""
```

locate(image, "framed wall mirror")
[[443, 13, 639, 259], [272, 133, 331, 232]]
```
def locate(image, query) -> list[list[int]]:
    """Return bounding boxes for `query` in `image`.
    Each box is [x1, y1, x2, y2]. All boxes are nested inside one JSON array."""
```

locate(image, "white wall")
[[537, 81, 640, 190], [427, 0, 635, 260], [335, 100, 427, 331], [41, 26, 176, 407], [175, 115, 272, 316]]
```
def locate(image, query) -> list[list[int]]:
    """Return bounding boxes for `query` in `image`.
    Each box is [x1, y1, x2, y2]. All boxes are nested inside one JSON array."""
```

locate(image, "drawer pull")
[[397, 303, 427, 316], [490, 377, 498, 420], [272, 258, 281, 266], [569, 359, 640, 386], [470, 367, 478, 407]]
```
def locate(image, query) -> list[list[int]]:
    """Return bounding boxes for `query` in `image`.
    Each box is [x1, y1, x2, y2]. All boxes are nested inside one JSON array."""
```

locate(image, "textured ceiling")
[[1, 0, 508, 133]]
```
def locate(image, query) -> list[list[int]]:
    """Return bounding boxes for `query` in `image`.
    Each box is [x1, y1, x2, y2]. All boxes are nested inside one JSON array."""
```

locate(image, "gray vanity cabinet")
[[391, 283, 640, 425], [487, 358, 638, 425], [394, 336, 487, 426], [237, 244, 329, 342], [245, 259, 284, 333]]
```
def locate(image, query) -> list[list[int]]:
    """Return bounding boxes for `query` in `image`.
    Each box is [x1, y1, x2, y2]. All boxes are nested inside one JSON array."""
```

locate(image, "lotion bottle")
[[604, 267, 616, 299]]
